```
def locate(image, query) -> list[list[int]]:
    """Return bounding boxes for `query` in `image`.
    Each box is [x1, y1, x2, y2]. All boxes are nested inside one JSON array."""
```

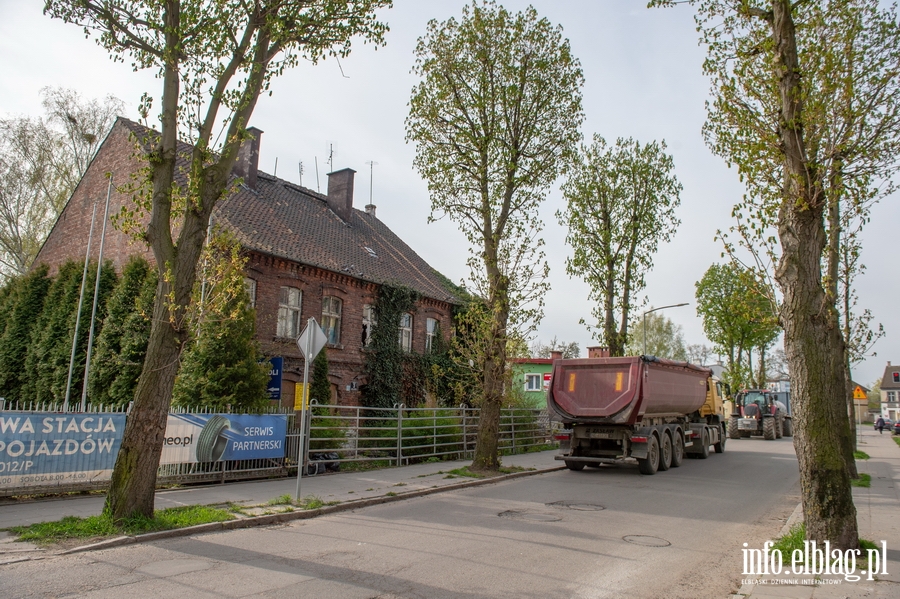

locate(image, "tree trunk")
[[770, 0, 858, 549], [104, 286, 181, 518], [472, 269, 509, 472]]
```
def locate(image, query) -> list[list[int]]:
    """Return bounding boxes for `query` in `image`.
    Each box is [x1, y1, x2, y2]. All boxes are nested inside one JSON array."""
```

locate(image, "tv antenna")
[[298, 161, 304, 187], [365, 160, 378, 204]]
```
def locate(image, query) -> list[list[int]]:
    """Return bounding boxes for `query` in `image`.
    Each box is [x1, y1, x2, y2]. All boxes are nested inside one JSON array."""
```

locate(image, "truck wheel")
[[763, 417, 776, 440], [775, 417, 784, 439], [638, 436, 659, 475], [714, 425, 726, 453], [565, 460, 585, 471], [782, 418, 793, 437], [697, 428, 710, 459], [658, 432, 672, 471], [670, 431, 685, 468], [729, 417, 741, 439]]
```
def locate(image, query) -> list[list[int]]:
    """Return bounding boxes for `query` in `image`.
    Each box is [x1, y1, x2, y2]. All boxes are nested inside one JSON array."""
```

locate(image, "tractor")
[[729, 389, 792, 440]]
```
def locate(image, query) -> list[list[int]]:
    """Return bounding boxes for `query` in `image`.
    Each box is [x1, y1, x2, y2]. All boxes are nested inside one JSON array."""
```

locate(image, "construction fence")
[[0, 400, 558, 497]]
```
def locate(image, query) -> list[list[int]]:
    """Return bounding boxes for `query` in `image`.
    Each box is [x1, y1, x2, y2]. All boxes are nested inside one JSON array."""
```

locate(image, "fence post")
[[460, 404, 467, 457], [396, 403, 404, 466], [433, 408, 437, 457], [511, 409, 516, 452]]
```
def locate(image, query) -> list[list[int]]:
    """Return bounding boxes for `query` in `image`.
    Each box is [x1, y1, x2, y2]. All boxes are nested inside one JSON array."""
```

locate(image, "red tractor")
[[729, 389, 792, 440]]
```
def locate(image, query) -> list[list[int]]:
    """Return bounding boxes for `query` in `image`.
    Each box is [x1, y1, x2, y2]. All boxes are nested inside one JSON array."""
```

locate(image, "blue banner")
[[160, 413, 287, 464], [0, 412, 126, 489], [267, 356, 283, 400]]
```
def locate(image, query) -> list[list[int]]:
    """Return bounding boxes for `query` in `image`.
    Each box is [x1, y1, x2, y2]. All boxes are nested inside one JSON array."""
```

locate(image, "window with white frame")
[[277, 287, 302, 338], [889, 391, 897, 403], [525, 374, 542, 392], [425, 318, 439, 352], [362, 304, 376, 346], [322, 296, 342, 345], [399, 312, 413, 352], [244, 278, 257, 308]]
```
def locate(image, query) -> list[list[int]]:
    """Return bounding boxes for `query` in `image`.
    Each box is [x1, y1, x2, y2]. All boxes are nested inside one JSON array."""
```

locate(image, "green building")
[[509, 358, 555, 409]]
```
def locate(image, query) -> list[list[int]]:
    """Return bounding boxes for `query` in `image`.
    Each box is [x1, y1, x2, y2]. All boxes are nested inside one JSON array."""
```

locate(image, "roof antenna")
[[315, 157, 320, 193], [273, 157, 278, 177], [365, 160, 378, 204], [328, 143, 334, 169], [298, 161, 304, 187]]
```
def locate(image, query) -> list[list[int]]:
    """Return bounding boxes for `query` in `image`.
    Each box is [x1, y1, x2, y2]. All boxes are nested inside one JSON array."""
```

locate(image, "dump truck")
[[548, 356, 726, 475], [729, 389, 793, 440]]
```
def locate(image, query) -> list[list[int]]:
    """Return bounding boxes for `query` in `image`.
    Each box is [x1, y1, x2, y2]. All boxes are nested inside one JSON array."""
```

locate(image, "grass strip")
[[853, 451, 870, 460], [773, 523, 878, 554], [8, 504, 235, 545]]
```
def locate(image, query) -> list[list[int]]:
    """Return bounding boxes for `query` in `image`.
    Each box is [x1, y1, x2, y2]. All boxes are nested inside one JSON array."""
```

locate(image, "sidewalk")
[[731, 427, 900, 599], [0, 449, 563, 532]]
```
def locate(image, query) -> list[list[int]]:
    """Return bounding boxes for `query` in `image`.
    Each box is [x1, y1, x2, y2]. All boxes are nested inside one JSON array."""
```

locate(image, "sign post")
[[295, 317, 327, 502]]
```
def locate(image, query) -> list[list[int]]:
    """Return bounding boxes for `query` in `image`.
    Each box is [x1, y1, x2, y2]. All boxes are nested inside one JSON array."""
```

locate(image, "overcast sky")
[[1, 1, 896, 387]]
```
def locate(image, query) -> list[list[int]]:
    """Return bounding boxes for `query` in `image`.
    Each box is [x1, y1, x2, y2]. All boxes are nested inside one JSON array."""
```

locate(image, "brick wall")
[[34, 120, 154, 275], [246, 251, 452, 409]]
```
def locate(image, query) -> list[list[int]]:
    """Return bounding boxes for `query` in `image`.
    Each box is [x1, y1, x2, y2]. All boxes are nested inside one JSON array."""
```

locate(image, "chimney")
[[550, 350, 563, 362], [365, 204, 377, 217], [232, 127, 263, 189], [588, 346, 610, 358], [327, 168, 356, 222]]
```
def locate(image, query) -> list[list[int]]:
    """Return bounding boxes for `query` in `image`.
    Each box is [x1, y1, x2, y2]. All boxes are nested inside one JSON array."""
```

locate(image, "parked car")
[[874, 418, 893, 431], [893, 421, 900, 435]]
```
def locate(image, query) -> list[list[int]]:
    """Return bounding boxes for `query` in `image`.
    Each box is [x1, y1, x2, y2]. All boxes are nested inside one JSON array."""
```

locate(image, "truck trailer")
[[548, 355, 726, 475]]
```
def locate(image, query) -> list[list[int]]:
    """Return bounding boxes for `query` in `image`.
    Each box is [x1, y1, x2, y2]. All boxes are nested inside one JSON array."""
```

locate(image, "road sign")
[[297, 318, 327, 361], [853, 385, 867, 400]]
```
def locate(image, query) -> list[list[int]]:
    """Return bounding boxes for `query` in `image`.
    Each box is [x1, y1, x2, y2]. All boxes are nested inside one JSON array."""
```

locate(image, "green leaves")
[[558, 135, 682, 356]]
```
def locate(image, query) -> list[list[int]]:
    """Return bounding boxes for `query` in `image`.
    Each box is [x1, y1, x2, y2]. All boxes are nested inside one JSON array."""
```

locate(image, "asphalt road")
[[1, 436, 801, 599]]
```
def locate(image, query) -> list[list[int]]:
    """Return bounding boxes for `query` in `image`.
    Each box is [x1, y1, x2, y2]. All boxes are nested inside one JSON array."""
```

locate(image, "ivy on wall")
[[361, 285, 420, 409]]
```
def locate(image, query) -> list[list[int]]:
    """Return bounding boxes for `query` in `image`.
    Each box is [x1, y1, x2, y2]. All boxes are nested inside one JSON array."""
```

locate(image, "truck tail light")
[[630, 436, 648, 443], [554, 433, 570, 441]]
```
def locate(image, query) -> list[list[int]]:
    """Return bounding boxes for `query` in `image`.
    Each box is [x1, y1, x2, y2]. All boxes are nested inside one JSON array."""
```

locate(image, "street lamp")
[[642, 303, 689, 356]]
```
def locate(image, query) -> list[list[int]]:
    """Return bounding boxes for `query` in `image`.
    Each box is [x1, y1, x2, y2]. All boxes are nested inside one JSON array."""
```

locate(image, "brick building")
[[34, 118, 459, 408]]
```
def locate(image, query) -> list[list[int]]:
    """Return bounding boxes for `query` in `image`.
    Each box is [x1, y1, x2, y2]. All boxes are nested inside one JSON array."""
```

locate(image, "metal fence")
[[0, 401, 557, 496]]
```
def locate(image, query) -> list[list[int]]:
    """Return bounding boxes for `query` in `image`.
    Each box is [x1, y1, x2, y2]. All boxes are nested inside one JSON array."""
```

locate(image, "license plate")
[[738, 419, 757, 430], [584, 428, 616, 439]]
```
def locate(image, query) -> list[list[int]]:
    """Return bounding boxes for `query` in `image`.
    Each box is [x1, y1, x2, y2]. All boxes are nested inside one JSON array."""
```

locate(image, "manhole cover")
[[498, 510, 562, 522], [546, 501, 605, 511], [623, 535, 671, 547]]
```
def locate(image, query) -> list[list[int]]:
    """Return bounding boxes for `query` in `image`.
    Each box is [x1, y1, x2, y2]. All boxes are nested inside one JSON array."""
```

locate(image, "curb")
[[780, 503, 803, 537], [56, 465, 566, 555]]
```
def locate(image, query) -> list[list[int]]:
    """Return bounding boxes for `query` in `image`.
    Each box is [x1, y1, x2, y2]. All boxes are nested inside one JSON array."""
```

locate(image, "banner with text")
[[0, 412, 126, 490], [160, 413, 287, 465]]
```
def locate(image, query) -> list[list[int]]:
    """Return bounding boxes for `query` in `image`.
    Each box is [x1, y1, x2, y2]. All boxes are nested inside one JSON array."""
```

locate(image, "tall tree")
[[0, 265, 50, 402], [624, 311, 688, 362], [694, 263, 779, 390], [655, 0, 900, 548], [558, 136, 682, 356], [24, 259, 117, 405], [88, 256, 157, 407], [173, 228, 268, 412], [0, 88, 123, 277], [406, 1, 583, 471], [46, 0, 391, 520]]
